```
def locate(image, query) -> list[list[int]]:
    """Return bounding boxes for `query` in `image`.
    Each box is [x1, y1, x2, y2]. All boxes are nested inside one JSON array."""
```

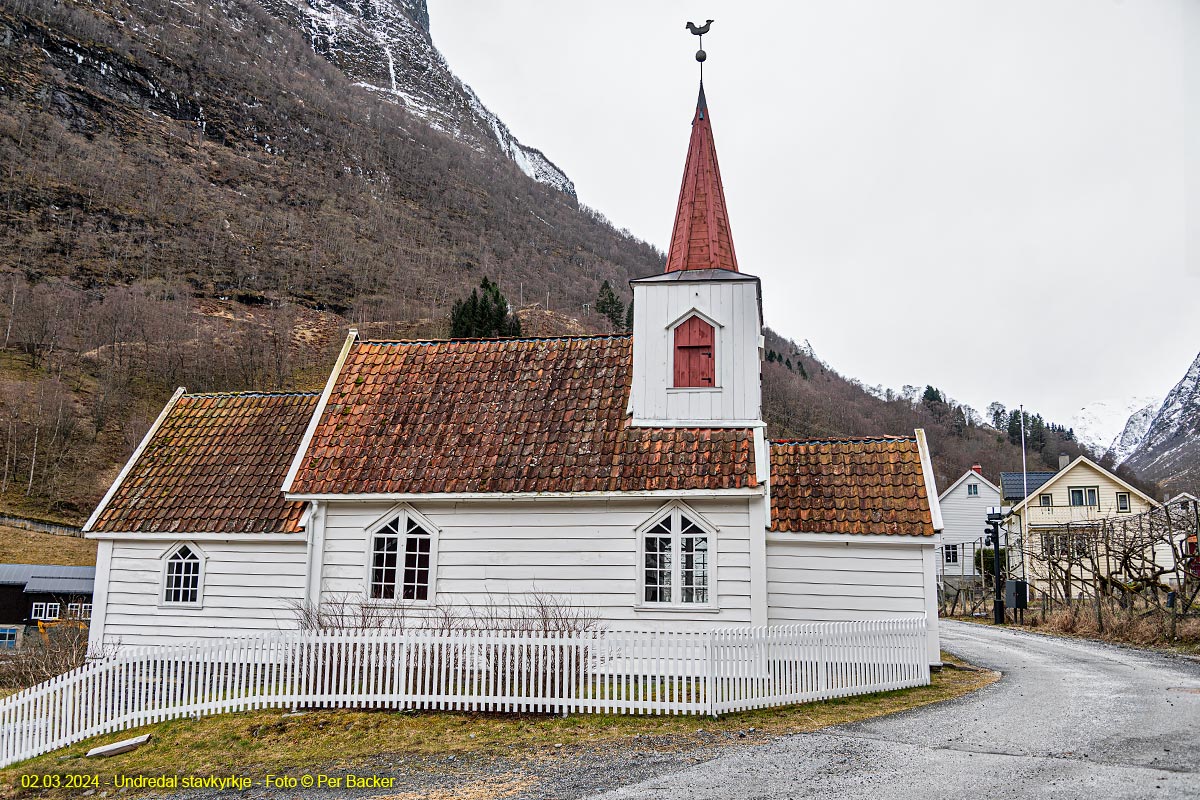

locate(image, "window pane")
[[164, 546, 201, 604], [644, 535, 672, 603], [680, 535, 709, 603], [1070, 489, 1084, 507], [1086, 488, 1098, 507], [371, 533, 399, 599]]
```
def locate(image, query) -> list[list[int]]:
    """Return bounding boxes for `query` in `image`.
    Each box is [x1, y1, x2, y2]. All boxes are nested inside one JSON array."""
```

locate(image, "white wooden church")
[[84, 83, 944, 665]]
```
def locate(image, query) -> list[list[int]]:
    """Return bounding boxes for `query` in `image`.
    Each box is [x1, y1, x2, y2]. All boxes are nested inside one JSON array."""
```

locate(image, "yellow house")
[[1006, 456, 1160, 597]]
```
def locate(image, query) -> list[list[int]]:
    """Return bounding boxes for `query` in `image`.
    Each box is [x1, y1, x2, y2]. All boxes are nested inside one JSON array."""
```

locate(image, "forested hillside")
[[0, 0, 1155, 523]]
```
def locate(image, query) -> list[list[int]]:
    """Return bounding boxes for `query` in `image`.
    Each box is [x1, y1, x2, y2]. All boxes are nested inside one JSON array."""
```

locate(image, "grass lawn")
[[0, 526, 96, 567], [0, 653, 996, 798]]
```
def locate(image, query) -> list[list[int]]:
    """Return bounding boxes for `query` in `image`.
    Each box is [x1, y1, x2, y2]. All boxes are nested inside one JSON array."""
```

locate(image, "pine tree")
[[450, 277, 521, 338], [624, 298, 634, 333], [595, 280, 625, 332]]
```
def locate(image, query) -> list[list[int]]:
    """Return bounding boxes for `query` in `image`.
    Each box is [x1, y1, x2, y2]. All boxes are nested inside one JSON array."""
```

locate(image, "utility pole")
[[987, 512, 1005, 625]]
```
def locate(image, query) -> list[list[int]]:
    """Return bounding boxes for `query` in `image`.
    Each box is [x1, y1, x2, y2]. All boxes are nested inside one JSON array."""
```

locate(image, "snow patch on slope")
[[1070, 396, 1158, 456], [1106, 401, 1159, 464]]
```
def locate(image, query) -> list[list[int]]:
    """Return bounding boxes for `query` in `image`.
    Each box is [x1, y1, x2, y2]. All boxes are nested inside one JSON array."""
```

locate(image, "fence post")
[[705, 630, 717, 718]]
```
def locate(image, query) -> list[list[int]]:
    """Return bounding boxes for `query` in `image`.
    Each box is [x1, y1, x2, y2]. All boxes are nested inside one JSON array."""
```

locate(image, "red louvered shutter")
[[673, 317, 715, 388]]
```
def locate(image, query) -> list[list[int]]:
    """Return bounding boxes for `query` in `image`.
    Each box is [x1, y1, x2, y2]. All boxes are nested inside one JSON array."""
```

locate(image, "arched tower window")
[[673, 316, 715, 388], [163, 544, 203, 605]]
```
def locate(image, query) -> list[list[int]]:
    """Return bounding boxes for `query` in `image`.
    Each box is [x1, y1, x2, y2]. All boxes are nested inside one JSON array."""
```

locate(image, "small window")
[[81, 604, 92, 620], [31, 602, 60, 620], [0, 628, 16, 649], [371, 515, 433, 601], [1039, 494, 1053, 507], [1116, 492, 1130, 512], [673, 316, 715, 388], [163, 544, 202, 605], [944, 544, 959, 564], [642, 507, 711, 605], [67, 603, 81, 618], [967, 484, 979, 497]]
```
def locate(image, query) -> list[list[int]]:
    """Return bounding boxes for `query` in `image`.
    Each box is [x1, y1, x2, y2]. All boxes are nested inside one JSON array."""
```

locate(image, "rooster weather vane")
[[686, 19, 714, 80]]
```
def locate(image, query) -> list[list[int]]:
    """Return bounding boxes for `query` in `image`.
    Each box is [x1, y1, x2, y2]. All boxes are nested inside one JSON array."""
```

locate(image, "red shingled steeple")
[[664, 83, 739, 273]]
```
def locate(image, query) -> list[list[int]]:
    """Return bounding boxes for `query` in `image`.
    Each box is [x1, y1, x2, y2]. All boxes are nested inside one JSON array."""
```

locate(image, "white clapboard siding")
[[0, 619, 928, 768], [99, 539, 308, 647], [321, 498, 755, 627], [938, 474, 1001, 577], [630, 278, 761, 424], [765, 540, 929, 625]]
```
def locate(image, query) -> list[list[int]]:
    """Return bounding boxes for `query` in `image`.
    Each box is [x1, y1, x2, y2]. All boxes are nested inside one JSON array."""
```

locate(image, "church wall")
[[95, 538, 307, 648], [319, 495, 758, 629], [765, 534, 940, 663]]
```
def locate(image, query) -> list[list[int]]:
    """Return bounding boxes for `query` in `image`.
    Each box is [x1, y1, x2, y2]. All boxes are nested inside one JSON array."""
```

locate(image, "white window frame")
[[0, 627, 17, 648], [665, 309, 724, 393], [81, 603, 92, 620], [967, 484, 979, 497], [635, 501, 718, 612], [944, 544, 959, 564], [31, 602, 60, 620], [67, 603, 81, 618], [159, 542, 207, 609], [362, 504, 439, 607], [1116, 492, 1131, 513], [1039, 494, 1053, 507]]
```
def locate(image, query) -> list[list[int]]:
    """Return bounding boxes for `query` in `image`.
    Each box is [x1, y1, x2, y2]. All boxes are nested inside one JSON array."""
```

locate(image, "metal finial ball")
[[696, 49, 707, 62]]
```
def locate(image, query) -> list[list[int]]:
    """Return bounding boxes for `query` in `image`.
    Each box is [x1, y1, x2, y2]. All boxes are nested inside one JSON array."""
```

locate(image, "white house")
[[83, 83, 944, 665], [936, 466, 1001, 582]]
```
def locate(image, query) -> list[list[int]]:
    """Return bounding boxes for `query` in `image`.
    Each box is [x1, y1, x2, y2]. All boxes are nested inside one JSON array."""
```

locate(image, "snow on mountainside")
[[1124, 352, 1200, 492], [1107, 401, 1159, 464], [254, 0, 575, 194], [1070, 397, 1158, 457]]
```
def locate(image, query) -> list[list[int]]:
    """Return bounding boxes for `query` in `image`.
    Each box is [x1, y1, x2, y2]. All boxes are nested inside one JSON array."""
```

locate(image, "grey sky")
[[428, 0, 1198, 427]]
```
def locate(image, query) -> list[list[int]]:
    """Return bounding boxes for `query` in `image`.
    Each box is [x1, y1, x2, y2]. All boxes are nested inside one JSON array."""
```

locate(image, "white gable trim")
[[915, 429, 944, 533], [281, 328, 358, 493], [635, 499, 721, 534], [665, 307, 723, 331], [939, 469, 1001, 501], [1008, 455, 1160, 515], [83, 387, 186, 533]]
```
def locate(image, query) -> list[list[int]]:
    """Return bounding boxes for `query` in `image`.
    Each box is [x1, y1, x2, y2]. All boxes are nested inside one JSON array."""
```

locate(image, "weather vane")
[[685, 19, 714, 81]]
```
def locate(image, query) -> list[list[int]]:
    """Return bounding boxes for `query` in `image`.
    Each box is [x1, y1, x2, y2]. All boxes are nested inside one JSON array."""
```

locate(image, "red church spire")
[[664, 83, 739, 273]]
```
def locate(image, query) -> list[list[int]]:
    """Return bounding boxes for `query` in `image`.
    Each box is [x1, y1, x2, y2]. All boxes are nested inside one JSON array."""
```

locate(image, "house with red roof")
[[83, 82, 944, 665]]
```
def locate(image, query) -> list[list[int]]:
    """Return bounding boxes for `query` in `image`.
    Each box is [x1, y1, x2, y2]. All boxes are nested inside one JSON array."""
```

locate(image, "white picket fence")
[[0, 618, 928, 767]]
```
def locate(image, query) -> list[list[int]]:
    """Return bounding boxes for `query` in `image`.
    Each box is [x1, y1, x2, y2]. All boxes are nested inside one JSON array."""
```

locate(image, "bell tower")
[[629, 79, 763, 428]]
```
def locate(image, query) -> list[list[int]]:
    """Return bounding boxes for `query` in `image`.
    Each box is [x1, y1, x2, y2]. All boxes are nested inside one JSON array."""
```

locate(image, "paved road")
[[589, 621, 1200, 800]]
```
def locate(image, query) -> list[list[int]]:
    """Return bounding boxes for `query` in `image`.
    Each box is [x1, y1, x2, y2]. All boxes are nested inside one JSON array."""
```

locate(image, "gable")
[[287, 335, 758, 496], [941, 473, 1001, 503], [1009, 457, 1159, 514]]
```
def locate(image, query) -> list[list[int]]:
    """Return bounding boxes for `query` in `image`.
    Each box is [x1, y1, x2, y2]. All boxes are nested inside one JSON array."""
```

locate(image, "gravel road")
[[588, 621, 1200, 800]]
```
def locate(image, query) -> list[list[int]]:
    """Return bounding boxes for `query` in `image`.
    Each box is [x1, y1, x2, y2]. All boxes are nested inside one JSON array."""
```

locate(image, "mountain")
[[1069, 397, 1158, 458], [1106, 400, 1159, 464], [256, 0, 575, 194], [1123, 352, 1200, 494]]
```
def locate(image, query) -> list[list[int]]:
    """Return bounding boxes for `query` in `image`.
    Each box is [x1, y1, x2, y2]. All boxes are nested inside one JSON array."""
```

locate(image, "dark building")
[[0, 564, 96, 650]]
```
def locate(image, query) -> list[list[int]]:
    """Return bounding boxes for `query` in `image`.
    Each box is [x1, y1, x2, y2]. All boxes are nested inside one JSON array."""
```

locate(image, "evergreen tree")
[[797, 360, 808, 379], [921, 385, 944, 404], [450, 277, 521, 338], [785, 358, 793, 371], [1007, 410, 1024, 446], [624, 298, 634, 333], [595, 280, 625, 332]]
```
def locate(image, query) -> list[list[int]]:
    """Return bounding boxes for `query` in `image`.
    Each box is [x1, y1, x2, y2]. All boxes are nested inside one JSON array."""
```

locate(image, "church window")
[[163, 544, 203, 606], [371, 514, 433, 601], [641, 506, 711, 606], [673, 316, 715, 388]]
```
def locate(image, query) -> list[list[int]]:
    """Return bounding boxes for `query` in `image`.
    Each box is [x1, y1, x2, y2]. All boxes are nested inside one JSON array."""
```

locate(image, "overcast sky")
[[428, 0, 1198, 430]]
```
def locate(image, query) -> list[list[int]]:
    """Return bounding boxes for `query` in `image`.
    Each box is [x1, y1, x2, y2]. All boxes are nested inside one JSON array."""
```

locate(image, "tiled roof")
[[1000, 471, 1057, 502], [91, 393, 319, 534], [289, 336, 757, 495], [769, 437, 935, 536]]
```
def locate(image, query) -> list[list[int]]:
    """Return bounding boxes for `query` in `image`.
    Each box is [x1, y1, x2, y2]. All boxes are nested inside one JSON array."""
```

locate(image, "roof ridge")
[[770, 435, 915, 446], [182, 391, 321, 399], [358, 334, 632, 346]]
